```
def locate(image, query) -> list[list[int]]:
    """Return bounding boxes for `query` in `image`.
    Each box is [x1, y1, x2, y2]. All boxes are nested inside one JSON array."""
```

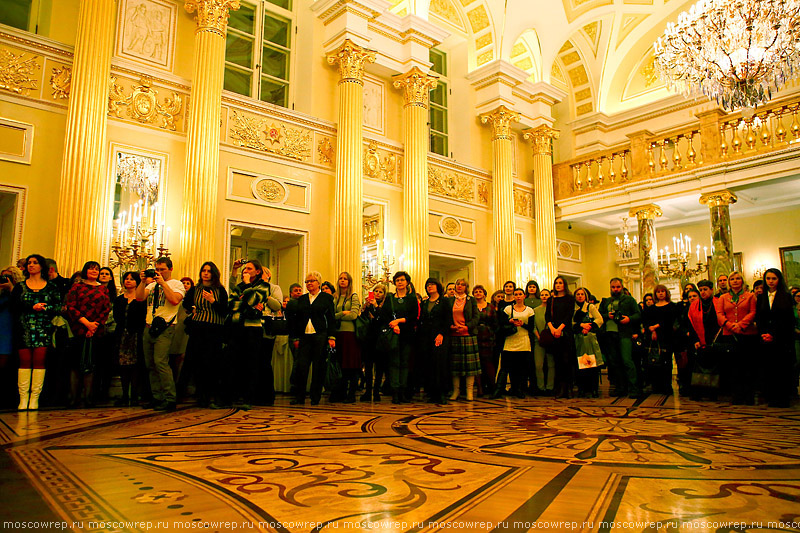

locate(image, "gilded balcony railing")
[[569, 149, 631, 192], [646, 131, 700, 174]]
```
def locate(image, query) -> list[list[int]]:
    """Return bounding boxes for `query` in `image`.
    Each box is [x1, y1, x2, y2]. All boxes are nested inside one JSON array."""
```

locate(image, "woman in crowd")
[[93, 267, 118, 403], [496, 287, 534, 398], [382, 271, 419, 404], [523, 280, 542, 394], [418, 278, 449, 404], [361, 283, 387, 402], [533, 289, 553, 395], [641, 284, 678, 394], [12, 254, 61, 410], [113, 272, 146, 406], [524, 280, 542, 309], [473, 284, 496, 397], [753, 279, 765, 297], [716, 271, 757, 404], [64, 261, 112, 408], [498, 281, 516, 314], [641, 293, 655, 309], [321, 281, 335, 295], [546, 276, 576, 398], [182, 262, 228, 408], [573, 287, 603, 397], [258, 268, 283, 405], [333, 272, 361, 403], [0, 266, 22, 407], [756, 268, 796, 408], [226, 259, 271, 408], [447, 279, 480, 401], [675, 287, 700, 395]]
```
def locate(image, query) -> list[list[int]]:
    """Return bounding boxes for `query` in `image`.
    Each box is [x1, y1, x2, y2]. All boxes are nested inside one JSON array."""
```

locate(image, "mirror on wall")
[[0, 190, 19, 268]]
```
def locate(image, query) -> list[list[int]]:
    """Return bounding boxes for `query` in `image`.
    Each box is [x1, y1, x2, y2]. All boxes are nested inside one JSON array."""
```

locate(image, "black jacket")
[[287, 291, 336, 339], [418, 296, 450, 338]]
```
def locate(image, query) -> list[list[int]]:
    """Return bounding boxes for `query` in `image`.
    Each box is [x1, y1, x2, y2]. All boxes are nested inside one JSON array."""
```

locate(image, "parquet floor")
[[2, 392, 800, 533]]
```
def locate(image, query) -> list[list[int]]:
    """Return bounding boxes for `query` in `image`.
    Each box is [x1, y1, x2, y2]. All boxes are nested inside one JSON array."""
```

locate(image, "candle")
[[696, 244, 700, 262], [666, 245, 670, 263], [165, 227, 171, 247], [703, 246, 708, 258]]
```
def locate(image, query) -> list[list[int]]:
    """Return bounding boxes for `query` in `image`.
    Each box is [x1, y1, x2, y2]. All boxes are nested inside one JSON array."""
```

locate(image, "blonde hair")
[[2, 266, 24, 283], [335, 271, 354, 301]]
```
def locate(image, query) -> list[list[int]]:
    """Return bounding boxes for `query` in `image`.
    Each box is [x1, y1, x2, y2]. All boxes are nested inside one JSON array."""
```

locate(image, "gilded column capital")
[[392, 66, 438, 108], [699, 190, 738, 208], [326, 40, 376, 84], [480, 105, 520, 141], [184, 0, 240, 36], [629, 203, 663, 220], [523, 125, 560, 156]]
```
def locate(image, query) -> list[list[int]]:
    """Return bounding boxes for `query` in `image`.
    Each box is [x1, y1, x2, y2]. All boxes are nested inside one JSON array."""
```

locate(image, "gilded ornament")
[[326, 40, 376, 83], [229, 111, 311, 162], [513, 190, 533, 217], [699, 190, 738, 208], [230, 112, 267, 150], [0, 49, 40, 96], [440, 216, 462, 237], [477, 182, 489, 205], [107, 77, 183, 131], [254, 178, 286, 203], [428, 166, 474, 202], [480, 106, 520, 140], [265, 123, 283, 145], [364, 143, 396, 183], [184, 0, 240, 36], [50, 66, 71, 99], [108, 76, 127, 118], [318, 138, 334, 165], [629, 203, 663, 220], [524, 125, 559, 156], [393, 67, 438, 108]]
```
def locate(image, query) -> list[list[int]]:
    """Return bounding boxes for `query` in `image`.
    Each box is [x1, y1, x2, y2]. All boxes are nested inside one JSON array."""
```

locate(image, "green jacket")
[[598, 294, 640, 337]]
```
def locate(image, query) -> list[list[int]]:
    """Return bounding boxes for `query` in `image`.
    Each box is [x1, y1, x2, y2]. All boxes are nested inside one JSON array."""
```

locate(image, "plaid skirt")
[[450, 335, 481, 376]]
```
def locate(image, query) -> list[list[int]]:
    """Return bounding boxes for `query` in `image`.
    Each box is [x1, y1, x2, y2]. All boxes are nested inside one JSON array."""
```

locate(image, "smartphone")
[[203, 287, 211, 292], [368, 291, 374, 300]]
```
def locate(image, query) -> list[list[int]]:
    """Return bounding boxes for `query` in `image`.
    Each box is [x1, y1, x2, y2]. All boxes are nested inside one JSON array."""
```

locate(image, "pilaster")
[[700, 190, 738, 282]]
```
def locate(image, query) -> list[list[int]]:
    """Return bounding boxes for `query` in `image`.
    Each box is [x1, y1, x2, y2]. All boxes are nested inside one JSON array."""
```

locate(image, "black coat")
[[287, 292, 336, 339]]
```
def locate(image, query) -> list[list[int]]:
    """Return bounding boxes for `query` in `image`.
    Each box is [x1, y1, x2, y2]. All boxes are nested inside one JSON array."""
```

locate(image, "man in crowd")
[[599, 278, 641, 398], [715, 274, 729, 298]]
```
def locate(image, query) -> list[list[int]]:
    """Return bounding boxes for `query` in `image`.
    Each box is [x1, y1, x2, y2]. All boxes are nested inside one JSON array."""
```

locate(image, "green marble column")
[[630, 204, 662, 295], [700, 191, 737, 282]]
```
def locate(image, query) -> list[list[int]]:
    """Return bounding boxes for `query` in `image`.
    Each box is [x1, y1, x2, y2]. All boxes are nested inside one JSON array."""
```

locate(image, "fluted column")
[[480, 106, 519, 286], [179, 0, 239, 277], [700, 190, 737, 282], [328, 40, 375, 295], [53, 0, 115, 272], [630, 204, 662, 295], [524, 125, 560, 288], [393, 67, 438, 287]]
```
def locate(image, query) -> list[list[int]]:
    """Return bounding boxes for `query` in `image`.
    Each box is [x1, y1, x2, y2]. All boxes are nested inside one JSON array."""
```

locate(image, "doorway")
[[227, 222, 305, 292], [0, 187, 22, 268], [429, 253, 475, 288]]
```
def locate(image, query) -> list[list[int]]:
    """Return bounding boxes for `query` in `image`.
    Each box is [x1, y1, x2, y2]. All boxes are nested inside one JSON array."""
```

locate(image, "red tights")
[[19, 347, 47, 369]]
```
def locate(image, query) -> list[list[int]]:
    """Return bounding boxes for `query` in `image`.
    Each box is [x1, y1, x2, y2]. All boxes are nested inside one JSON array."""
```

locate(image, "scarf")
[[729, 287, 745, 303]]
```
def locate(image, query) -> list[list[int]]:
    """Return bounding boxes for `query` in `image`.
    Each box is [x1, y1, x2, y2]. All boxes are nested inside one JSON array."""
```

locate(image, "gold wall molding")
[[439, 216, 463, 237], [480, 105, 520, 141], [0, 48, 40, 95], [50, 66, 71, 99], [318, 137, 334, 165], [184, 0, 241, 36], [393, 67, 438, 108], [229, 111, 312, 162], [699, 190, 738, 208], [477, 181, 489, 205], [364, 142, 398, 183], [556, 238, 582, 262], [108, 76, 183, 130], [513, 189, 533, 217], [326, 40, 376, 83], [428, 165, 475, 202], [524, 124, 560, 156], [253, 178, 286, 203]]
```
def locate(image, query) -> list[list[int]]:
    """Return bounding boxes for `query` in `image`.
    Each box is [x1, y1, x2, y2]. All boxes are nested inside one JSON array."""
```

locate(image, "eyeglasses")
[[305, 279, 317, 284]]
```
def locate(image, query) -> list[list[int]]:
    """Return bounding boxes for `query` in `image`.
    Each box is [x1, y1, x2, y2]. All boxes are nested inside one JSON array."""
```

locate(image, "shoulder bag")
[[375, 296, 399, 352], [149, 285, 175, 338]]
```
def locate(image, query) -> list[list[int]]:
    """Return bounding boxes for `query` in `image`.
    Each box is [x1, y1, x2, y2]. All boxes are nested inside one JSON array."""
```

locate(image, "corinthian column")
[[524, 125, 560, 288], [327, 40, 375, 295], [179, 0, 239, 277], [630, 204, 662, 295], [393, 67, 438, 287], [700, 190, 737, 282], [480, 106, 519, 286], [53, 0, 116, 272]]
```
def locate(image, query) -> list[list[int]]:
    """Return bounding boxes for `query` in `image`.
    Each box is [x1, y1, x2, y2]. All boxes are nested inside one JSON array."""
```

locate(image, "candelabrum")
[[110, 199, 170, 272], [362, 252, 395, 290], [658, 252, 708, 286], [615, 218, 638, 259]]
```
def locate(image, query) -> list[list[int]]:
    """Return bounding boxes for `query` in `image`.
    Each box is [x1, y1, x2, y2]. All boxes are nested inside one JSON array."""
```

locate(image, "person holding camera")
[[12, 254, 62, 410], [136, 256, 185, 412], [0, 267, 20, 407], [599, 277, 641, 398]]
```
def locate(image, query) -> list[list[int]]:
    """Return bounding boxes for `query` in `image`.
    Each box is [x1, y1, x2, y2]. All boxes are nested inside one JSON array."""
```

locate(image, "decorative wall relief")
[[229, 111, 312, 162], [439, 216, 463, 237], [513, 189, 533, 217], [317, 137, 334, 165], [116, 0, 177, 71], [363, 75, 384, 135], [108, 76, 183, 130], [430, 211, 477, 242], [556, 239, 582, 262], [428, 165, 475, 202], [0, 48, 40, 96], [252, 178, 287, 204], [50, 66, 71, 99], [364, 143, 397, 183], [477, 181, 489, 206]]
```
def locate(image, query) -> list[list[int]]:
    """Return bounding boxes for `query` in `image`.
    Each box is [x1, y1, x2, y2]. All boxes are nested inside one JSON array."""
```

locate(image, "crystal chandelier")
[[658, 233, 709, 281], [615, 218, 638, 259], [653, 0, 800, 111], [116, 153, 160, 203]]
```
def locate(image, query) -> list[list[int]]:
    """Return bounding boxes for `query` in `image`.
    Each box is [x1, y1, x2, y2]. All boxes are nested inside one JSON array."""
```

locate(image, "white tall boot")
[[449, 376, 460, 401], [17, 369, 31, 410], [29, 369, 46, 410], [465, 376, 475, 401]]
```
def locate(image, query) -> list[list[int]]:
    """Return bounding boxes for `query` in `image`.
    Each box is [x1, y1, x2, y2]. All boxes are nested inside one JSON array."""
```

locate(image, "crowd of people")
[[1, 254, 799, 412]]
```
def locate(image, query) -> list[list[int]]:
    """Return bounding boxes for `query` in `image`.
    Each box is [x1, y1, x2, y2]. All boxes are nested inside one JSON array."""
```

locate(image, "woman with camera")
[[1, 266, 22, 407], [380, 271, 419, 404], [360, 283, 387, 402], [12, 254, 62, 410]]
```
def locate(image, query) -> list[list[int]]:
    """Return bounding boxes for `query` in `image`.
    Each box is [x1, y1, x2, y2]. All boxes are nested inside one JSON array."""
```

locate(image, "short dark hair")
[[80, 261, 101, 280], [472, 284, 487, 297], [525, 280, 540, 296], [321, 281, 336, 293], [46, 258, 58, 273], [288, 282, 302, 296], [23, 254, 50, 280], [393, 270, 411, 285], [122, 271, 141, 285], [697, 280, 714, 289], [753, 279, 764, 289], [180, 276, 194, 289], [245, 259, 263, 280], [155, 256, 173, 269], [610, 277, 624, 285], [503, 280, 516, 289], [198, 261, 222, 288], [424, 277, 443, 296]]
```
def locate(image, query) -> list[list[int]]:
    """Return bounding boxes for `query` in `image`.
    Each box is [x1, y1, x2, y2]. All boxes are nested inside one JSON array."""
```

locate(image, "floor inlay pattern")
[[3, 396, 800, 532]]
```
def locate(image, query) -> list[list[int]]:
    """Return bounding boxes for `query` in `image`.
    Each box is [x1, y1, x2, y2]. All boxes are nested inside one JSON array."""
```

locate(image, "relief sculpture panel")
[[228, 110, 312, 162], [364, 143, 397, 183], [116, 0, 177, 71], [513, 189, 534, 217], [428, 165, 475, 203], [0, 48, 40, 96], [108, 76, 183, 131]]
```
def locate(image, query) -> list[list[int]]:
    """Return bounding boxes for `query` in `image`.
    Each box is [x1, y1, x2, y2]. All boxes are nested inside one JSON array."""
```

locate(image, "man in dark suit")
[[287, 271, 336, 405]]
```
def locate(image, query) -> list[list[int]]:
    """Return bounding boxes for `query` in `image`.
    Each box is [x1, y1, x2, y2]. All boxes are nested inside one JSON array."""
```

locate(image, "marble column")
[[524, 125, 560, 289], [328, 40, 375, 295], [393, 67, 438, 287], [480, 106, 519, 287], [53, 0, 116, 272], [700, 190, 738, 282], [179, 0, 240, 277], [630, 204, 662, 295]]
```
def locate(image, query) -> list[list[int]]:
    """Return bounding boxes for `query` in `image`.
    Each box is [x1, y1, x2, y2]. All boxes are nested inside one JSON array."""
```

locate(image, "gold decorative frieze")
[[317, 137, 334, 165], [0, 48, 40, 96], [108, 76, 183, 130], [184, 0, 240, 36], [428, 165, 474, 202], [480, 105, 520, 141], [393, 67, 438, 108], [513, 189, 533, 217], [477, 181, 489, 205], [364, 143, 397, 183], [326, 39, 376, 83], [49, 66, 71, 99], [524, 125, 559, 156], [699, 190, 738, 208], [229, 111, 312, 162]]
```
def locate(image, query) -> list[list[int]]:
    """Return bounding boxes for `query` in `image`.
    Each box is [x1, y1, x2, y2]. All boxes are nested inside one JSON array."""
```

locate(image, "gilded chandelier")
[[615, 218, 638, 259], [658, 233, 709, 281], [654, 0, 800, 110]]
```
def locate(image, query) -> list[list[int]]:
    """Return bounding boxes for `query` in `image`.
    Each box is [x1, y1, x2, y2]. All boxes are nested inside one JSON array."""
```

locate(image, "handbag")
[[538, 327, 556, 348], [148, 286, 175, 338], [353, 314, 370, 342], [576, 330, 599, 369], [646, 341, 670, 367], [183, 314, 196, 336], [375, 296, 399, 352], [264, 315, 288, 336], [499, 307, 518, 337], [324, 345, 342, 390]]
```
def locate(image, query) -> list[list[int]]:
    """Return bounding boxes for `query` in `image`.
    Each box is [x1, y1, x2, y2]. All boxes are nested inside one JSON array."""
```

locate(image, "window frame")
[[428, 48, 449, 157], [0, 0, 48, 35]]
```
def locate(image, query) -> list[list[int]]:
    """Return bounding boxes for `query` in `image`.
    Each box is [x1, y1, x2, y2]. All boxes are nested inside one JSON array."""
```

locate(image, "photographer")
[[599, 277, 641, 398], [0, 267, 21, 407]]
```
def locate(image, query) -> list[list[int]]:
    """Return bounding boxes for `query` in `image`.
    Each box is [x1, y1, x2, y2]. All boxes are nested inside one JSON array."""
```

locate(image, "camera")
[[0, 274, 10, 284], [144, 268, 156, 278]]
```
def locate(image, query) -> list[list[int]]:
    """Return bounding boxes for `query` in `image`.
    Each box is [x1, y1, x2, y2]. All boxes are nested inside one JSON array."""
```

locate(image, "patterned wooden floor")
[[2, 394, 800, 532]]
